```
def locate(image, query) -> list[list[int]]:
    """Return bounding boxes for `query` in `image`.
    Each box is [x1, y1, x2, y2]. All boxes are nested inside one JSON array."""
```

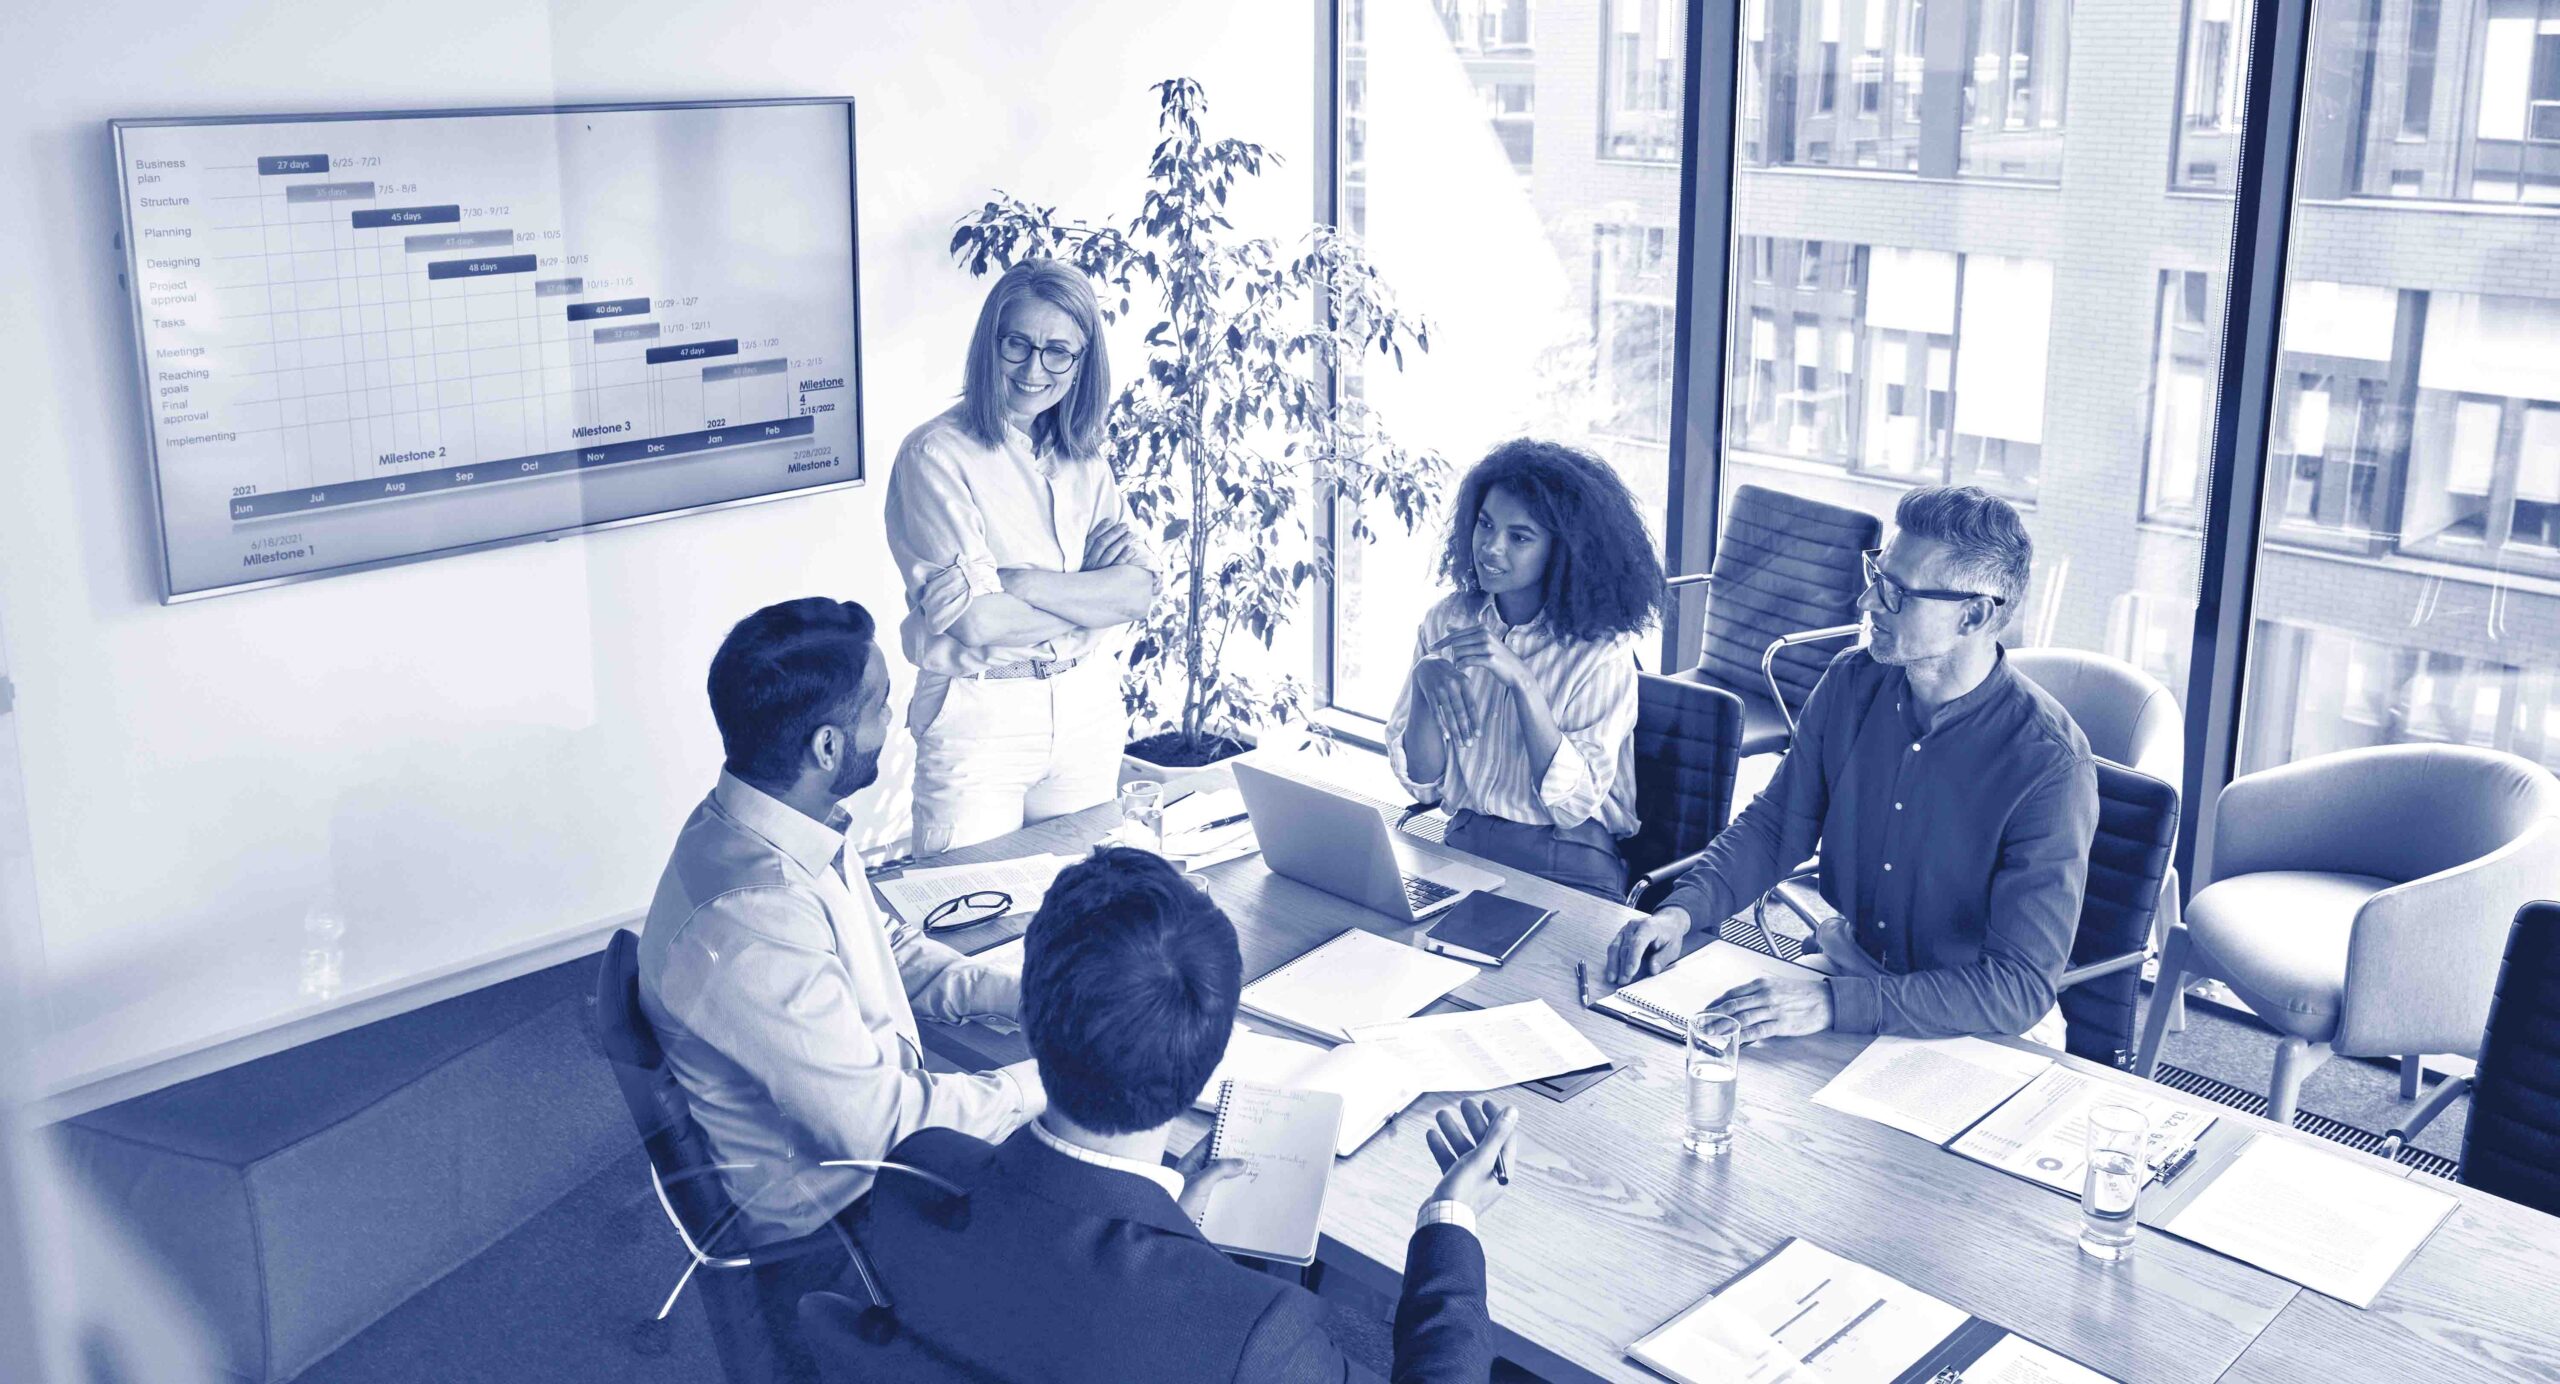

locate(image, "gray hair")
[[1892, 485, 2032, 630]]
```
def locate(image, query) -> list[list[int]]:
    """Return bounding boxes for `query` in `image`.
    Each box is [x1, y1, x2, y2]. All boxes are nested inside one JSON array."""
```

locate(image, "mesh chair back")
[[1697, 485, 1880, 709], [2062, 762, 2179, 1067], [1622, 672, 1745, 885], [2462, 901, 2560, 1217]]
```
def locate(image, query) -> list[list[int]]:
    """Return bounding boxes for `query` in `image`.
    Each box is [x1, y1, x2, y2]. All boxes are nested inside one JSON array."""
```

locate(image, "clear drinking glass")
[[1117, 779, 1166, 853], [1684, 1012, 1743, 1156], [2080, 1103, 2147, 1261]]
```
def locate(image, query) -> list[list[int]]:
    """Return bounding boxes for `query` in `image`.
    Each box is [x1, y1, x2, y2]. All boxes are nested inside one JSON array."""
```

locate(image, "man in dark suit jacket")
[[804, 846, 1519, 1383]]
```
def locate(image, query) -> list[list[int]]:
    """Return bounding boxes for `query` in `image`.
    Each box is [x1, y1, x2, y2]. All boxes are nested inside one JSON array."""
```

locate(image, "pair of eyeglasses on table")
[[921, 889, 1013, 932]]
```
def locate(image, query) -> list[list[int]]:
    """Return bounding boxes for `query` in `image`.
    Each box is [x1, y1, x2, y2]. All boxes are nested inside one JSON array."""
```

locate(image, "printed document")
[[1949, 1066, 2215, 1193], [1346, 1001, 1610, 1093], [1239, 929, 1477, 1042], [1194, 1027, 1420, 1156], [1811, 1036, 2053, 1143], [2159, 1134, 2455, 1307], [1630, 1239, 1964, 1384]]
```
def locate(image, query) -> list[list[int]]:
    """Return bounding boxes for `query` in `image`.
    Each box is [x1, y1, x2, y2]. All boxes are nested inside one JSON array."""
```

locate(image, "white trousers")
[[909, 658, 1124, 857]]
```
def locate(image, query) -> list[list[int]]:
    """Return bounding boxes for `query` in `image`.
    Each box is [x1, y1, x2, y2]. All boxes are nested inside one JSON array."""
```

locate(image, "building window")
[[2402, 0, 2443, 139], [1597, 224, 1678, 443], [1602, 0, 1684, 162], [1741, 0, 2007, 180], [1959, 0, 2071, 182], [2174, 0, 2247, 191], [2145, 271, 2217, 524]]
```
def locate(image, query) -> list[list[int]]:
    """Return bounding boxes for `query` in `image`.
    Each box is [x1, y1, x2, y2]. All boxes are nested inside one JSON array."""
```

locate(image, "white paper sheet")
[[1631, 1239, 1966, 1384], [1962, 1332, 2118, 1384], [1595, 940, 1811, 1036], [1346, 1001, 1609, 1093], [1948, 1066, 2216, 1194], [2159, 1134, 2456, 1307], [874, 853, 1082, 932], [1810, 1036, 2053, 1144], [1162, 786, 1248, 836], [1239, 929, 1477, 1042]]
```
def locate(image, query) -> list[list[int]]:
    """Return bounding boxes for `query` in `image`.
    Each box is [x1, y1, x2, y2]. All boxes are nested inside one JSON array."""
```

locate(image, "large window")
[[1723, 0, 2221, 696], [2239, 1, 2560, 776], [2173, 0, 2249, 189], [1329, 0, 1685, 722], [1742, 0, 2065, 181]]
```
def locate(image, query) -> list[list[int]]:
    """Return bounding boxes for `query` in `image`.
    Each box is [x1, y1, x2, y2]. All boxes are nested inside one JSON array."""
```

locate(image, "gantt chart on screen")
[[116, 102, 861, 598]]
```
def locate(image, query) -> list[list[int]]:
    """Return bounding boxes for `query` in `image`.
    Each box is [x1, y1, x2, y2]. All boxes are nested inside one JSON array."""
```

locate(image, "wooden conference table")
[[901, 783, 2560, 1384]]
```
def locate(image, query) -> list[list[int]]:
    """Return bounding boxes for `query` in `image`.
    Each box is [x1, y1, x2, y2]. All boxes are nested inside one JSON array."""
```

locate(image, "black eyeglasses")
[[996, 333, 1082, 374], [922, 889, 1012, 932], [1861, 548, 2006, 614]]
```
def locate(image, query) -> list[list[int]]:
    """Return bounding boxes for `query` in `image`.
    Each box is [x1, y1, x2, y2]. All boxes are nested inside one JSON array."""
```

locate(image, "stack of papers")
[[874, 853, 1081, 932], [1194, 1027, 1419, 1157], [1346, 1001, 1609, 1094], [1239, 928, 1477, 1042], [1809, 1036, 2053, 1143]]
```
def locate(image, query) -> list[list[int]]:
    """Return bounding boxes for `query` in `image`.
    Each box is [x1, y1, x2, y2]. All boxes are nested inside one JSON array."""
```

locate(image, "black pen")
[[1201, 812, 1248, 831], [1575, 961, 1595, 1010]]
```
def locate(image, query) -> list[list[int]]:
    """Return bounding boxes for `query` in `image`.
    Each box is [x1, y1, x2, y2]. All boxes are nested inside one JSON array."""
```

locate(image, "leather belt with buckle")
[[974, 655, 1080, 681]]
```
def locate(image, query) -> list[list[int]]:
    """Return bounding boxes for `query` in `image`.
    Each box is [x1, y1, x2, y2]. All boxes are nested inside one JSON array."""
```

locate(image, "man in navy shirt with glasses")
[[1606, 486, 2100, 1045]]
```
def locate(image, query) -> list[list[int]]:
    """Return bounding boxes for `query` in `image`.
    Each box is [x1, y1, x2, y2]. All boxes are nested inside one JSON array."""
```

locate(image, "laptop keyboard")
[[1402, 875, 1460, 912]]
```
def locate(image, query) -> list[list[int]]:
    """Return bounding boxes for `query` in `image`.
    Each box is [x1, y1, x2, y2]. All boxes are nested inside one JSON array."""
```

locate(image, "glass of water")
[[2080, 1103, 2147, 1261], [1684, 1012, 1743, 1156], [1117, 779, 1166, 853]]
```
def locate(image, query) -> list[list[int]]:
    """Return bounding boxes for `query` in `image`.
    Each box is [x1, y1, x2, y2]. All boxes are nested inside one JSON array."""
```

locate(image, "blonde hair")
[[960, 260, 1111, 459]]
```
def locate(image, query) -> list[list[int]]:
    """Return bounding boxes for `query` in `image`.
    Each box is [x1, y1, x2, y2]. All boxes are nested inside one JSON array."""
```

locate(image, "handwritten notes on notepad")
[[1194, 1027, 1420, 1157], [1192, 1081, 1343, 1266]]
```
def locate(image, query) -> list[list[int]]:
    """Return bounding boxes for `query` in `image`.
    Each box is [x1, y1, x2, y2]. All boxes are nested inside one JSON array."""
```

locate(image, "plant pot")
[[1123, 730, 1253, 775]]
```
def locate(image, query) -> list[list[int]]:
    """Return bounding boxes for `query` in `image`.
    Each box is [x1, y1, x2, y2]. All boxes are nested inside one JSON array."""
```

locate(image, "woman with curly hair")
[[1386, 439, 1664, 899]]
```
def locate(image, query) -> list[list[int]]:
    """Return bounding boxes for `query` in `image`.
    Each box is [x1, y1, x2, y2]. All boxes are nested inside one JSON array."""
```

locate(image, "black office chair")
[[592, 930, 844, 1384], [1677, 485, 1880, 757], [1396, 670, 1743, 910], [2055, 761, 2180, 1068], [1620, 673, 1746, 909], [2380, 900, 2560, 1217]]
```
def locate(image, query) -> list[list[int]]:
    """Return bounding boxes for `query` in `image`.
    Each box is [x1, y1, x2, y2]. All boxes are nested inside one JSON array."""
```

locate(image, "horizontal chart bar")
[[565, 297, 650, 322], [645, 338, 737, 365], [404, 228, 512, 253], [533, 278, 585, 297], [284, 182, 374, 204], [425, 254, 537, 280], [352, 205, 460, 230], [257, 155, 329, 175], [702, 357, 787, 383], [594, 323, 661, 344], [227, 415, 816, 521]]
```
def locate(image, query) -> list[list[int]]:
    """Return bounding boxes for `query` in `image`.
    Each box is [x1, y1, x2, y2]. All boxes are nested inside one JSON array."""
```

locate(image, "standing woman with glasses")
[[1387, 439, 1664, 900], [885, 261, 1158, 855]]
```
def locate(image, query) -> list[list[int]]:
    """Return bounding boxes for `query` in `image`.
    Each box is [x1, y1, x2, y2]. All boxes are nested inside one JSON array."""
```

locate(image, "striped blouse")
[[1385, 592, 1642, 837]]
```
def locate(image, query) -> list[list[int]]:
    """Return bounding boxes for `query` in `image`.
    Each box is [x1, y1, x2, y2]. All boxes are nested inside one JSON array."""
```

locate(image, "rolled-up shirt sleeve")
[[1826, 754, 2098, 1037], [1386, 625, 1446, 801], [884, 432, 1005, 638], [1535, 646, 1637, 830], [658, 887, 1032, 1164]]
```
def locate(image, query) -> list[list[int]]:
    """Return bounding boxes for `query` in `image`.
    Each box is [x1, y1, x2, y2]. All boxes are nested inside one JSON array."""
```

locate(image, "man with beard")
[[639, 597, 1043, 1249], [1605, 487, 2099, 1047]]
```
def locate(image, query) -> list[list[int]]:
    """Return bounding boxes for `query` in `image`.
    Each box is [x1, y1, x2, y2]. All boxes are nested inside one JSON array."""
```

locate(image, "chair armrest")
[[2379, 1074, 2475, 1157], [1761, 625, 1862, 733], [1626, 847, 1715, 909], [2057, 948, 2148, 991], [2338, 818, 2560, 1057]]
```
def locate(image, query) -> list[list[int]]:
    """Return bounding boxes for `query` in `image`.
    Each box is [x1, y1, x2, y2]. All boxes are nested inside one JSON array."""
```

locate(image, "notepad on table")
[[1420, 893, 1554, 966], [1592, 940, 1809, 1040], [1238, 928, 1477, 1042], [1191, 1080, 1344, 1266], [1193, 1027, 1420, 1157]]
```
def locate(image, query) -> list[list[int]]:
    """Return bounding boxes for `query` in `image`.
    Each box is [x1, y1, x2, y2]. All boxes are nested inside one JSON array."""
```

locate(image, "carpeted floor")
[[290, 979, 2469, 1382]]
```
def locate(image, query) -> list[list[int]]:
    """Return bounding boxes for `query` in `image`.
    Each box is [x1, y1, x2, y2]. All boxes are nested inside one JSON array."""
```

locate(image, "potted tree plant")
[[949, 78, 1449, 770]]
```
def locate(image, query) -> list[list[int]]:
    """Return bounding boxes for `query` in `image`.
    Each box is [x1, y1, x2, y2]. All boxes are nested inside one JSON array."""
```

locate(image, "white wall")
[[0, 0, 1317, 1108]]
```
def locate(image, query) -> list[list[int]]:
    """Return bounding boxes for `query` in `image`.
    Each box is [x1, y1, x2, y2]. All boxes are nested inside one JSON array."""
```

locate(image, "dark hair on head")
[[1892, 485, 2033, 632], [1437, 438, 1665, 641], [705, 598, 878, 787], [960, 259, 1112, 461], [1019, 847, 1241, 1135]]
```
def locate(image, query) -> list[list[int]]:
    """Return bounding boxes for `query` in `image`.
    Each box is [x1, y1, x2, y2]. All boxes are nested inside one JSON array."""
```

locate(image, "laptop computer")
[[1227, 759, 1501, 923]]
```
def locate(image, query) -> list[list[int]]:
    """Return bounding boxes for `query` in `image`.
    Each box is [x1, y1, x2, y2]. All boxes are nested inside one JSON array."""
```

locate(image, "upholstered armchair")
[[2136, 743, 2560, 1127]]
